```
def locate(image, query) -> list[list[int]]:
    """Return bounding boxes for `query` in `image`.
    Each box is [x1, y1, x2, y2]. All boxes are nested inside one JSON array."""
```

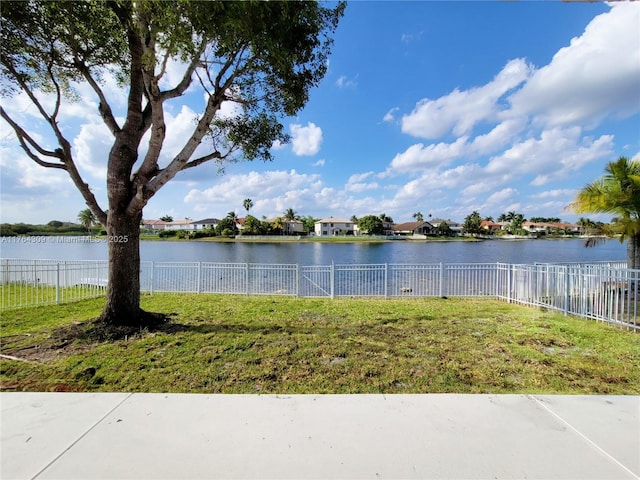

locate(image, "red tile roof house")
[[479, 220, 505, 234]]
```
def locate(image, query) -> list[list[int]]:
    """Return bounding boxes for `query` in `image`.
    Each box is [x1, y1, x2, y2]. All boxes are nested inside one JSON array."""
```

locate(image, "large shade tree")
[[1, 0, 344, 326], [570, 157, 640, 269]]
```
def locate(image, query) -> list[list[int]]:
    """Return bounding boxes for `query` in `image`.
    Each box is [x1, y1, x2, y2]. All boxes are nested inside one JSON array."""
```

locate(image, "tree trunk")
[[99, 210, 142, 326], [99, 129, 144, 326], [628, 233, 640, 270]]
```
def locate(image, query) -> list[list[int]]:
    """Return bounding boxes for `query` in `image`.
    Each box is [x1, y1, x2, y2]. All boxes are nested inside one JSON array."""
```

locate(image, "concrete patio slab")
[[1, 393, 638, 480], [0, 393, 131, 480]]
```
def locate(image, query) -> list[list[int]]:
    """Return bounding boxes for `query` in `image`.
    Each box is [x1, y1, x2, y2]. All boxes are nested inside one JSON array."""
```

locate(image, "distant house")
[[284, 219, 304, 235], [392, 221, 436, 236], [522, 222, 580, 235], [381, 220, 395, 236], [193, 218, 220, 231], [431, 218, 463, 236], [141, 219, 167, 231], [164, 218, 195, 231], [314, 217, 355, 236], [522, 222, 549, 234], [480, 220, 505, 234], [260, 218, 304, 235], [548, 222, 580, 234]]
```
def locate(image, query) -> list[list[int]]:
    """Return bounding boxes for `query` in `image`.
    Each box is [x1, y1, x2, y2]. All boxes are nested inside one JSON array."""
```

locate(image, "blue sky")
[[1, 1, 639, 225]]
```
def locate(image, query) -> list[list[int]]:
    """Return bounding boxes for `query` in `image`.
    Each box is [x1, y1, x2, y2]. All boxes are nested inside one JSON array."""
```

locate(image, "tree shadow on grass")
[[52, 310, 179, 343]]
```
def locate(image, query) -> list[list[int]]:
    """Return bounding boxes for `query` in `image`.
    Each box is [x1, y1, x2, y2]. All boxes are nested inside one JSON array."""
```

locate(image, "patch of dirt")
[[0, 311, 176, 364]]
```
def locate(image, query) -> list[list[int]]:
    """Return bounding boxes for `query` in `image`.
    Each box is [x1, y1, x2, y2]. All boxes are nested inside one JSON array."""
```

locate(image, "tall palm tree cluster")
[[571, 156, 640, 269]]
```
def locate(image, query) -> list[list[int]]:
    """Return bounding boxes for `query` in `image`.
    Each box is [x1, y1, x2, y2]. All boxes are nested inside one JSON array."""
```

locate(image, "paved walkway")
[[1, 393, 638, 479]]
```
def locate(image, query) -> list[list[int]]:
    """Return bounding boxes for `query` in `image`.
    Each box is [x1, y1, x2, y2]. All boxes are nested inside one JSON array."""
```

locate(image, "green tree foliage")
[[77, 208, 96, 233], [283, 208, 298, 221], [463, 211, 482, 235], [160, 215, 174, 222], [272, 216, 285, 234], [214, 217, 238, 237], [299, 215, 318, 234], [243, 199, 254, 214], [571, 156, 640, 269], [358, 215, 384, 235], [378, 213, 393, 223], [437, 221, 452, 237], [241, 215, 263, 235], [1, 0, 344, 325], [529, 217, 561, 223]]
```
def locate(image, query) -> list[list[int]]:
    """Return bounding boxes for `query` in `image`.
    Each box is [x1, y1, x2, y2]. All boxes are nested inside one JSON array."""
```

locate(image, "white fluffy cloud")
[[290, 122, 323, 156], [485, 127, 614, 185], [345, 172, 379, 193], [389, 136, 468, 173], [183, 169, 325, 217], [401, 58, 532, 139], [381, 3, 635, 220], [508, 2, 640, 128]]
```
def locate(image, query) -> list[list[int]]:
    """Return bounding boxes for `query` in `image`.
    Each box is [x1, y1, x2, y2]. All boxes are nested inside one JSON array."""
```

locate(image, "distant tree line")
[[0, 221, 89, 236]]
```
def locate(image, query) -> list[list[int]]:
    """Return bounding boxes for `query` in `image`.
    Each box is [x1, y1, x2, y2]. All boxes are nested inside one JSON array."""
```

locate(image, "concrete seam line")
[[31, 393, 134, 480], [530, 395, 640, 480]]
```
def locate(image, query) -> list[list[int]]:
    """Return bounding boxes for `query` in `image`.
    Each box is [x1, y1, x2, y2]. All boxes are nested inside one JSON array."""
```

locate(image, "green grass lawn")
[[1, 294, 638, 394]]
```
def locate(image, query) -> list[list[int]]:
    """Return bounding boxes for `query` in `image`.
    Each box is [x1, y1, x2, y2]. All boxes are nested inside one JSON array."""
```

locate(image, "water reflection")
[[0, 237, 627, 265]]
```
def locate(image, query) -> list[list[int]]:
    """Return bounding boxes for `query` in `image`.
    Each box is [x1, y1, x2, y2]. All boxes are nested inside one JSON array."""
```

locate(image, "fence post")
[[296, 263, 300, 297], [439, 263, 444, 298], [150, 261, 154, 295], [330, 261, 335, 299], [245, 263, 250, 295], [563, 266, 570, 316], [507, 264, 513, 304], [197, 261, 202, 294], [56, 262, 60, 304], [384, 263, 388, 298]]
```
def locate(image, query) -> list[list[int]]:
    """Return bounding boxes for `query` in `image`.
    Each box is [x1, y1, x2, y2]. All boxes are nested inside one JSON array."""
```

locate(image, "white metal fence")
[[1, 258, 637, 330]]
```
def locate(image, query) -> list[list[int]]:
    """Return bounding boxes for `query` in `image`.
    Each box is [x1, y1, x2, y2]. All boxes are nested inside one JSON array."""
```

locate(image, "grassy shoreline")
[[140, 235, 484, 243], [1, 294, 638, 394]]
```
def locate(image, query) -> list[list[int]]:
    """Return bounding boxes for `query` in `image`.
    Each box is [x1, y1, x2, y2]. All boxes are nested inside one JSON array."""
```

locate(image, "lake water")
[[0, 237, 627, 265]]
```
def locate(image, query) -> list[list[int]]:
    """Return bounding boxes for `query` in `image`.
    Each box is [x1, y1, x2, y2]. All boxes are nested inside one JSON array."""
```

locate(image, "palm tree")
[[413, 212, 424, 223], [243, 198, 253, 214], [283, 208, 297, 221], [570, 156, 640, 269], [379, 213, 393, 223], [77, 208, 96, 234], [272, 216, 284, 235]]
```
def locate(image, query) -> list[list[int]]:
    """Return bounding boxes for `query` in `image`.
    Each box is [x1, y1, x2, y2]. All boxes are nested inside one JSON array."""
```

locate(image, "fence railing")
[[1, 259, 637, 330]]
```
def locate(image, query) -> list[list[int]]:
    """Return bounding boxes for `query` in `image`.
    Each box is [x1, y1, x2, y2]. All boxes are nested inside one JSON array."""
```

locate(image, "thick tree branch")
[[1, 107, 66, 169], [75, 60, 121, 136], [129, 91, 225, 215], [160, 40, 206, 101], [1, 107, 107, 224], [181, 151, 224, 170]]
